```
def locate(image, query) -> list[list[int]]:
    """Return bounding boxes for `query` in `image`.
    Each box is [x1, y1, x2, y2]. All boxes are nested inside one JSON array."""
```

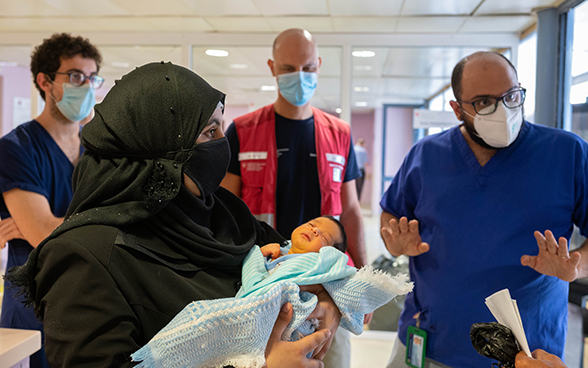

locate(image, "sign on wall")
[[413, 109, 459, 129], [13, 97, 31, 128]]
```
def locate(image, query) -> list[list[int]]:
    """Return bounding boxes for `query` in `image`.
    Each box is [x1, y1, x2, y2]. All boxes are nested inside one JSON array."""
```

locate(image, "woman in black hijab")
[[7, 62, 338, 367]]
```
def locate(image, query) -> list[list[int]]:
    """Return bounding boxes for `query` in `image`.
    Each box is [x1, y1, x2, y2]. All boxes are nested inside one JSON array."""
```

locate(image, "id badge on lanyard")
[[406, 312, 428, 368]]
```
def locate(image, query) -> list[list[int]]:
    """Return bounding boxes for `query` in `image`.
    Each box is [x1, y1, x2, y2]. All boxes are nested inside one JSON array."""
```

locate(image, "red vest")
[[234, 104, 351, 228]]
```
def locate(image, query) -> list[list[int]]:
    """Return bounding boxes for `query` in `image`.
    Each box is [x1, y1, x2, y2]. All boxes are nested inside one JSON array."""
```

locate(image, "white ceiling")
[[0, 0, 565, 111]]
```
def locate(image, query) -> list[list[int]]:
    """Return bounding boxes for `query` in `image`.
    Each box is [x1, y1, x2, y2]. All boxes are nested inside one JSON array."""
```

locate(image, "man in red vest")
[[221, 28, 368, 368]]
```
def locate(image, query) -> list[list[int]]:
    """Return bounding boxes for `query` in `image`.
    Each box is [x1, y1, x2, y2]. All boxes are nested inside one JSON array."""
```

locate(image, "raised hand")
[[520, 230, 581, 282], [265, 303, 331, 368], [380, 214, 429, 257]]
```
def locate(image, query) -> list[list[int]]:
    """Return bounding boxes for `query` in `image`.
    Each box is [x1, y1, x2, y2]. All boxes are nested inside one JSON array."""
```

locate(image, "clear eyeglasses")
[[49, 71, 105, 89], [458, 88, 526, 115]]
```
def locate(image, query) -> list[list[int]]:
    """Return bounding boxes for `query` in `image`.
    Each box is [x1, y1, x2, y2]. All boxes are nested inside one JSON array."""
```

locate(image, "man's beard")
[[461, 107, 526, 150], [462, 118, 495, 150], [48, 87, 71, 123]]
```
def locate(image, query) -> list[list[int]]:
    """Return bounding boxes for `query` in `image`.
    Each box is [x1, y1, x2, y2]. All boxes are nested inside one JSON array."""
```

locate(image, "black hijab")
[[7, 62, 266, 306]]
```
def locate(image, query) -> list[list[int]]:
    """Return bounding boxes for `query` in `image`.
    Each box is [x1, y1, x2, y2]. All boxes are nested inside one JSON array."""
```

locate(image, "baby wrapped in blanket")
[[132, 216, 413, 368]]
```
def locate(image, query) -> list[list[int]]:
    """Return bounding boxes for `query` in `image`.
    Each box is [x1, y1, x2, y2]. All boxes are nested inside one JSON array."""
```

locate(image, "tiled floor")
[[355, 211, 585, 368], [351, 330, 396, 368]]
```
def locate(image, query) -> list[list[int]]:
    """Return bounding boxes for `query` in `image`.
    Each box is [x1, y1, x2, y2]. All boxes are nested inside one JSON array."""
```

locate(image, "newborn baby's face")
[[290, 217, 342, 254]]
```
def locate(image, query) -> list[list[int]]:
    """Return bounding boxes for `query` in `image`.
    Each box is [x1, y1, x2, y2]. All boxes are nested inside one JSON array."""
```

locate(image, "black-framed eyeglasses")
[[48, 71, 105, 89], [458, 88, 526, 115]]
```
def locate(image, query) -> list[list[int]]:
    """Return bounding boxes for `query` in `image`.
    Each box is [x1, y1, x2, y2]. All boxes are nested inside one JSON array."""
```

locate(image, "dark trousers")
[[355, 168, 365, 201]]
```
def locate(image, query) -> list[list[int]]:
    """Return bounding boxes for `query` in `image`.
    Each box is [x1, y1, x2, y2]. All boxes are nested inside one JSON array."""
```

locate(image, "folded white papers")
[[485, 288, 532, 357]]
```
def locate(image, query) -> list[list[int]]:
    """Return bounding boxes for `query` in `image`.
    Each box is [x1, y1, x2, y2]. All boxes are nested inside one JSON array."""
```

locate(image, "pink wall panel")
[[0, 66, 32, 137]]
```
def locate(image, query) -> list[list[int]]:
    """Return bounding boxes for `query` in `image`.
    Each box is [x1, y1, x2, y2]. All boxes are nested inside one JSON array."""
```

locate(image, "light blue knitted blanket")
[[131, 246, 413, 368]]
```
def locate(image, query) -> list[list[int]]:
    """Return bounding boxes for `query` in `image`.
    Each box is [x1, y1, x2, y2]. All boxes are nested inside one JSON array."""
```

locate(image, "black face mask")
[[183, 137, 230, 198]]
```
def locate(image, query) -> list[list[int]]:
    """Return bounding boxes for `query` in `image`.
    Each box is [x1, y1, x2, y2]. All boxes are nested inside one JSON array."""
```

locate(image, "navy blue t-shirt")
[[0, 120, 81, 368], [226, 112, 360, 238]]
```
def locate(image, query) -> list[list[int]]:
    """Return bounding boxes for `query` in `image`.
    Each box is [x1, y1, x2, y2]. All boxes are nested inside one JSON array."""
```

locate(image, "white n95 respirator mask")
[[464, 102, 522, 148]]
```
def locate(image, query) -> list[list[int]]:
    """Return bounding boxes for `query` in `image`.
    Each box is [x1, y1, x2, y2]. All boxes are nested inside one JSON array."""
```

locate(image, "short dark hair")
[[31, 33, 102, 101], [321, 215, 348, 253], [451, 51, 518, 100]]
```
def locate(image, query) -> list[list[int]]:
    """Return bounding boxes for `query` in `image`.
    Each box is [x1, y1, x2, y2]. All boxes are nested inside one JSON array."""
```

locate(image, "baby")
[[260, 215, 347, 262], [132, 215, 413, 368]]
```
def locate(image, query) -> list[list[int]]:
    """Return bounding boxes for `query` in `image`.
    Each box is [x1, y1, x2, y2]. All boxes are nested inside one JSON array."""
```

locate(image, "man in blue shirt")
[[222, 28, 367, 368], [0, 33, 102, 368], [380, 51, 588, 368]]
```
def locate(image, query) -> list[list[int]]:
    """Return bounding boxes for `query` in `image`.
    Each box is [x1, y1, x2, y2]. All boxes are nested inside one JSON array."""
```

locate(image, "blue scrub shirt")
[[0, 120, 81, 368], [381, 122, 588, 367]]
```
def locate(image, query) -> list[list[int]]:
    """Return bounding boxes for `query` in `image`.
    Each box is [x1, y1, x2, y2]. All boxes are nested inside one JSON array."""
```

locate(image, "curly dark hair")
[[321, 215, 348, 253], [31, 33, 102, 101]]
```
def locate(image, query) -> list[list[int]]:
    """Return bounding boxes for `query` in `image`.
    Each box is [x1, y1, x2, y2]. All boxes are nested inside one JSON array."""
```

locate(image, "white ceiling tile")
[[0, 17, 108, 32], [332, 17, 397, 32], [146, 17, 214, 32], [401, 0, 482, 15], [83, 17, 159, 31], [267, 17, 334, 33], [327, 0, 403, 16], [396, 16, 466, 33], [475, 0, 558, 15], [459, 15, 534, 32], [38, 0, 128, 16], [0, 18, 36, 31], [111, 0, 195, 15], [205, 17, 273, 32], [178, 0, 260, 16], [0, 0, 64, 16], [253, 0, 329, 16]]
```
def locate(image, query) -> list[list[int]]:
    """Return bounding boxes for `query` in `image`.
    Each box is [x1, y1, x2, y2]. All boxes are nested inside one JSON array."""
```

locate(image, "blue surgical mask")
[[54, 83, 96, 122], [277, 71, 317, 106]]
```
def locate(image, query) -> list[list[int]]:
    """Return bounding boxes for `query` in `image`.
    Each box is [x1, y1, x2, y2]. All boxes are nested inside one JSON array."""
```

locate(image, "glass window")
[[443, 88, 454, 112], [571, 80, 588, 105], [429, 94, 443, 111], [517, 33, 537, 124], [571, 1, 588, 106]]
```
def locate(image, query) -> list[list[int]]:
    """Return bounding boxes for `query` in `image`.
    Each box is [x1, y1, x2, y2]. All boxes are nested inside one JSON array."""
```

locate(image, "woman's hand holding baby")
[[265, 303, 331, 368]]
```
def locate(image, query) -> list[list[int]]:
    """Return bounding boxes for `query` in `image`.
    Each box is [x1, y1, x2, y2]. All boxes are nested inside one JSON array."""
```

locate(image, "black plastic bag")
[[470, 322, 521, 368]]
